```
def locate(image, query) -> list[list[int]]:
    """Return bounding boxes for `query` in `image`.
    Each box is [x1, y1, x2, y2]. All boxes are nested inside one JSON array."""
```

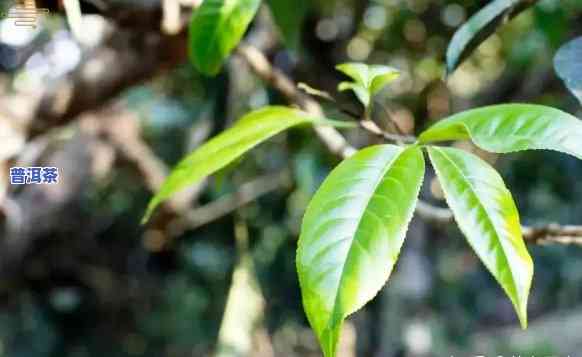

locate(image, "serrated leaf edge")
[[427, 146, 532, 329]]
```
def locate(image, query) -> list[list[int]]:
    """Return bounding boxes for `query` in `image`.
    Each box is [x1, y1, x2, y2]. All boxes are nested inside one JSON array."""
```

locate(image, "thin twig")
[[522, 225, 582, 245], [178, 170, 292, 231], [359, 120, 417, 144], [415, 200, 454, 223], [414, 202, 582, 245], [236, 44, 357, 158]]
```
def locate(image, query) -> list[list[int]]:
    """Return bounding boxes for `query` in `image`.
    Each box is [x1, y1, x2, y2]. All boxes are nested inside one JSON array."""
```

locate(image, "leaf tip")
[[140, 214, 151, 226], [141, 199, 159, 225], [518, 309, 528, 330], [516, 297, 530, 330], [445, 53, 457, 77]]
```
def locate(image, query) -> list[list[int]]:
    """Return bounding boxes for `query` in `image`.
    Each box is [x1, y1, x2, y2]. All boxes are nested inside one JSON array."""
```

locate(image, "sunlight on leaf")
[[297, 145, 424, 357], [419, 104, 582, 160], [143, 106, 345, 222], [428, 146, 533, 329]]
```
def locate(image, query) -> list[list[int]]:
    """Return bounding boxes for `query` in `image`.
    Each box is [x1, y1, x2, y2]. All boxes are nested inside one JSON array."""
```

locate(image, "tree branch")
[[177, 170, 292, 231], [236, 44, 356, 158], [522, 225, 582, 246], [18, 1, 189, 139]]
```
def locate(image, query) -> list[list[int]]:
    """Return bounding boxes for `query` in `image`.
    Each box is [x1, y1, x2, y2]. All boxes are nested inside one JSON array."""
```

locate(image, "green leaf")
[[554, 36, 582, 105], [418, 104, 582, 160], [297, 145, 425, 357], [143, 106, 329, 222], [266, 0, 309, 50], [427, 146, 533, 329], [336, 63, 400, 109], [189, 0, 262, 76], [446, 0, 538, 74], [337, 82, 370, 110]]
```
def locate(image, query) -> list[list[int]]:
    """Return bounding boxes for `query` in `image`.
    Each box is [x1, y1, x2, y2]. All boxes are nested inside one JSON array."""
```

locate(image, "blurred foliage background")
[[1, 0, 582, 356]]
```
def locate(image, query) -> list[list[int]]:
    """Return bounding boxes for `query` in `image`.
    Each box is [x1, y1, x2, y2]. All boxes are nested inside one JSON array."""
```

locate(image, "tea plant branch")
[[298, 82, 416, 144], [522, 225, 582, 245], [235, 44, 356, 158], [359, 119, 417, 145], [415, 200, 454, 223], [236, 42, 582, 247], [236, 44, 459, 224], [236, 45, 415, 147], [418, 204, 582, 245]]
